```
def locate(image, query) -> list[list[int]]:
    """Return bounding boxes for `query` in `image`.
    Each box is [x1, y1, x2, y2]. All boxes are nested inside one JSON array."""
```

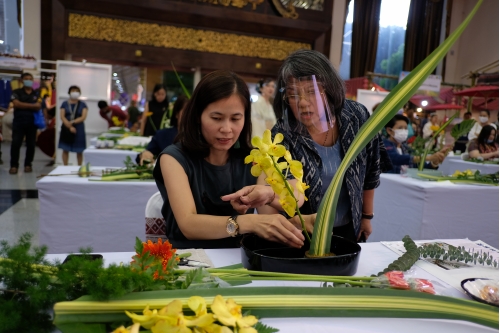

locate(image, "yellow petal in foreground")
[[188, 296, 208, 316], [184, 313, 215, 328], [289, 160, 304, 180], [151, 320, 192, 333], [239, 327, 258, 333], [125, 306, 163, 329], [279, 194, 297, 217], [194, 323, 233, 333]]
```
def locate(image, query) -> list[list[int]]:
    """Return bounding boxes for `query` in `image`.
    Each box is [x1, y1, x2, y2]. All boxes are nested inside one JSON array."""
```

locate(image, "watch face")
[[227, 222, 237, 234]]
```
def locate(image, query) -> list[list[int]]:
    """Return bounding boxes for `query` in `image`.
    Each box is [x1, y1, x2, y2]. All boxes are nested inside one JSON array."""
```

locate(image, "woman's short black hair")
[[68, 85, 81, 94], [256, 78, 275, 94], [177, 70, 252, 158], [151, 84, 167, 102], [98, 100, 108, 109], [21, 72, 33, 79], [385, 114, 409, 130], [170, 95, 189, 128], [477, 125, 496, 147], [479, 109, 491, 116]]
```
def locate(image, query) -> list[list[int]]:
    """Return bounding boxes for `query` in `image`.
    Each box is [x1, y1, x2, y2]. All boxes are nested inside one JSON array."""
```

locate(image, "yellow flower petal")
[[188, 296, 208, 316], [262, 129, 272, 145], [284, 151, 292, 162], [236, 315, 258, 328], [273, 132, 284, 144], [250, 164, 263, 177], [185, 314, 215, 328], [112, 326, 130, 333], [279, 194, 297, 217], [244, 155, 254, 164], [239, 328, 258, 333], [269, 144, 286, 157], [151, 320, 192, 333], [289, 160, 303, 180]]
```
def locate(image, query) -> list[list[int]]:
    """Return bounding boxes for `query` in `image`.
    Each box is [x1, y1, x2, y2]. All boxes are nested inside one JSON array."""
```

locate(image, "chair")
[[145, 191, 167, 242]]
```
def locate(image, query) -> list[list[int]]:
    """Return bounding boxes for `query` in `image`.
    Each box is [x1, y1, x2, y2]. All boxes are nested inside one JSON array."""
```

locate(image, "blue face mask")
[[23, 80, 33, 88], [487, 139, 494, 144]]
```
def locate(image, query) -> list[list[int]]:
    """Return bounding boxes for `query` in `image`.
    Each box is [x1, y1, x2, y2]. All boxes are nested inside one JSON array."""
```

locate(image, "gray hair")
[[273, 49, 346, 119]]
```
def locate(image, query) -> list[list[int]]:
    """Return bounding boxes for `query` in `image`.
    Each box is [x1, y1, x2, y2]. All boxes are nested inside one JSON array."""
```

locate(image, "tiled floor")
[[0, 140, 55, 245]]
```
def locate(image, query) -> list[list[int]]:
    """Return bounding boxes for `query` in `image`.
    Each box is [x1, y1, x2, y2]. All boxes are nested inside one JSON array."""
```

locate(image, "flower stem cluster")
[[245, 130, 310, 240]]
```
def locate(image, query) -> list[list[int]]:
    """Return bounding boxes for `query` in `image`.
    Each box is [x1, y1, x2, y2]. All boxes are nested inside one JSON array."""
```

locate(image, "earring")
[[233, 139, 240, 149]]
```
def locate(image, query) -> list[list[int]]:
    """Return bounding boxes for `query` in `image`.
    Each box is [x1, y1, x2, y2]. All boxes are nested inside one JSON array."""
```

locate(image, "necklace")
[[323, 127, 330, 146]]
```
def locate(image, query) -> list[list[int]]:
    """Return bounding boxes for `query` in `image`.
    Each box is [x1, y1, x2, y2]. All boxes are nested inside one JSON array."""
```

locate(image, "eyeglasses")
[[283, 90, 324, 104]]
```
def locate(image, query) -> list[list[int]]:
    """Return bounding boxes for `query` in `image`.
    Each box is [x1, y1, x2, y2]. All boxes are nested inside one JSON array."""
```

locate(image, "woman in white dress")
[[251, 78, 276, 138]]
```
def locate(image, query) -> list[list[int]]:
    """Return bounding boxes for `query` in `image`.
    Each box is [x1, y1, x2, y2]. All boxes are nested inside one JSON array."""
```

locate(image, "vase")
[[240, 233, 361, 276]]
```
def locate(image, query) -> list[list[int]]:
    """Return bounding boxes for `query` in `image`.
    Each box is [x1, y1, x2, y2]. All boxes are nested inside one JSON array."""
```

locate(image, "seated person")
[[137, 95, 189, 165], [453, 111, 472, 153], [154, 70, 309, 249], [468, 125, 499, 160], [383, 114, 446, 174]]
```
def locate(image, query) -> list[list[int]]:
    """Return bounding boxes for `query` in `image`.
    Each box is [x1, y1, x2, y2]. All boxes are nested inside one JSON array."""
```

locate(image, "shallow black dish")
[[461, 278, 499, 307], [240, 233, 361, 276]]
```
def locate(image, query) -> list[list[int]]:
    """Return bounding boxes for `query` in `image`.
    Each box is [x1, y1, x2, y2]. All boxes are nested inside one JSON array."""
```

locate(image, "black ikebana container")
[[240, 233, 361, 276]]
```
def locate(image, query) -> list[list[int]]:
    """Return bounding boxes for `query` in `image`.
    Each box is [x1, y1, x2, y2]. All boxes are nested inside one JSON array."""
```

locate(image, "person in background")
[[422, 113, 439, 139], [59, 86, 88, 166], [468, 109, 496, 141], [98, 100, 128, 128], [127, 99, 140, 129], [453, 111, 472, 153], [154, 70, 308, 249], [468, 125, 499, 160], [403, 102, 417, 143], [251, 78, 276, 138], [137, 95, 189, 165], [383, 114, 446, 174], [141, 84, 169, 137], [9, 72, 41, 175]]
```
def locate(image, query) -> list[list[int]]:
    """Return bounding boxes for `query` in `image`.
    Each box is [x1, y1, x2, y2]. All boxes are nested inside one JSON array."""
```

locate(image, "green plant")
[[309, 0, 483, 256], [419, 243, 498, 268]]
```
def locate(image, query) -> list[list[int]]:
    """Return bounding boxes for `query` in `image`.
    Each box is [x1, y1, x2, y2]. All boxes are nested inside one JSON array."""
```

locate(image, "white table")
[[90, 133, 123, 146], [83, 146, 139, 167], [447, 159, 499, 175], [438, 155, 462, 175], [46, 240, 498, 333], [37, 166, 158, 253], [371, 174, 499, 248]]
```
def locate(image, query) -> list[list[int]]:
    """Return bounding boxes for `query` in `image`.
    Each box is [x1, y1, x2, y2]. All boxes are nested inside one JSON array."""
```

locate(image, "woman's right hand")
[[427, 151, 445, 165], [70, 126, 77, 134], [140, 150, 154, 165], [241, 214, 305, 249]]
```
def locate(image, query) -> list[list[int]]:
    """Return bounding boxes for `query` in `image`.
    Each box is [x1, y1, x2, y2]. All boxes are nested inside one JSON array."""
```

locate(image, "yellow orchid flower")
[[239, 328, 258, 333], [126, 305, 166, 329], [296, 180, 310, 201], [211, 295, 258, 329], [248, 154, 274, 178], [252, 130, 287, 157], [284, 150, 292, 162], [265, 171, 286, 195], [279, 193, 297, 217], [112, 116, 123, 126], [145, 111, 154, 117], [112, 324, 140, 333], [151, 320, 192, 333]]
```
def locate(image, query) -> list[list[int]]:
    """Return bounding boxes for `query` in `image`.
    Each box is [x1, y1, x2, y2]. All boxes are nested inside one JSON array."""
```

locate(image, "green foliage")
[[374, 235, 420, 276], [419, 243, 498, 268], [451, 119, 476, 140], [254, 321, 280, 333]]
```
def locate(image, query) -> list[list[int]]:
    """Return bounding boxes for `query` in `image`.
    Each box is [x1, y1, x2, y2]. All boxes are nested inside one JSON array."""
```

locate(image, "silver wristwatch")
[[226, 215, 239, 237]]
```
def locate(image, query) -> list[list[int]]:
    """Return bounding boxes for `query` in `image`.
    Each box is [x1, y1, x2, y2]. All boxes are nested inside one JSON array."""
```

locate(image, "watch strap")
[[362, 213, 374, 220]]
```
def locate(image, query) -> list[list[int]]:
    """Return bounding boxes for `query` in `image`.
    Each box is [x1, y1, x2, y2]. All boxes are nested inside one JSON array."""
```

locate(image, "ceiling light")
[[417, 107, 422, 112], [421, 100, 428, 107], [113, 73, 118, 77]]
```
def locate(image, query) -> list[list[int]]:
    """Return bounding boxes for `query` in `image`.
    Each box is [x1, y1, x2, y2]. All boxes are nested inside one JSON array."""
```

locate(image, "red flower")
[[142, 238, 176, 271]]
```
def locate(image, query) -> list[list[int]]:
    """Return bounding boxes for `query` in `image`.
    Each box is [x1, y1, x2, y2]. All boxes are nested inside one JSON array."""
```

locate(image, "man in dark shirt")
[[9, 73, 41, 174], [97, 100, 129, 128]]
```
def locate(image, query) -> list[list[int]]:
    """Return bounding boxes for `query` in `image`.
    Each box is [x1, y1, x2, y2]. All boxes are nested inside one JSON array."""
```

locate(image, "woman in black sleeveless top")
[[141, 84, 169, 137]]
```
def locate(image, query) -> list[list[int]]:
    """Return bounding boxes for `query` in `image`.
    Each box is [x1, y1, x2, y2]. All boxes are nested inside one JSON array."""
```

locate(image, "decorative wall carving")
[[271, 0, 299, 19], [198, 0, 265, 10], [68, 13, 310, 61], [280, 0, 324, 11]]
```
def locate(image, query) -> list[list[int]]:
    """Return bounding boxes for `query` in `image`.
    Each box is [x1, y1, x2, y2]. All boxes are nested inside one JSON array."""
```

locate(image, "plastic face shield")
[[281, 75, 335, 135]]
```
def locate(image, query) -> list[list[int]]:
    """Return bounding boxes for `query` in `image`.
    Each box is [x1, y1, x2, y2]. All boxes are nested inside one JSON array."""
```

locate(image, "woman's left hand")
[[358, 218, 372, 241], [221, 185, 274, 214]]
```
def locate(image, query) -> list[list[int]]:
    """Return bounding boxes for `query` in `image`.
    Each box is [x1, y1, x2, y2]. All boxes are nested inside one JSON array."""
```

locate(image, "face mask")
[[487, 139, 494, 144], [392, 129, 408, 143], [70, 92, 80, 99], [479, 116, 489, 123], [23, 80, 33, 88]]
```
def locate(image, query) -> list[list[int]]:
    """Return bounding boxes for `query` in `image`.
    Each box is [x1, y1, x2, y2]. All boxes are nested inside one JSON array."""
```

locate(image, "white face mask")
[[479, 116, 489, 123], [70, 92, 80, 99], [392, 129, 408, 143]]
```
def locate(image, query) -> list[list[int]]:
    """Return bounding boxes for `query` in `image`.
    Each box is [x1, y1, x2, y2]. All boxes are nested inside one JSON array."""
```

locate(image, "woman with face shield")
[[383, 114, 446, 174], [224, 50, 392, 243]]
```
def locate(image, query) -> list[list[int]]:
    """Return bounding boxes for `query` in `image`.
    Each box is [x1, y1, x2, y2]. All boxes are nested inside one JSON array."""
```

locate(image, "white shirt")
[[468, 122, 497, 141], [251, 96, 276, 138]]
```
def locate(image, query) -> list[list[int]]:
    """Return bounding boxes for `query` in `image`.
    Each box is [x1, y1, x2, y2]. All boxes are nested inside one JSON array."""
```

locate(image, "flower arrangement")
[[245, 130, 310, 241]]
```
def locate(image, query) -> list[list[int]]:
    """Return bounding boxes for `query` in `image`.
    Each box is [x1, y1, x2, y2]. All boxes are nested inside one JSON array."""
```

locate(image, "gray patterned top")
[[272, 99, 392, 234]]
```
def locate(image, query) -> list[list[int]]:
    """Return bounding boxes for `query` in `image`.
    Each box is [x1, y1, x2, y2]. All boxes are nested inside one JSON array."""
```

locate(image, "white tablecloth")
[[438, 155, 462, 175], [37, 166, 158, 253], [83, 146, 139, 167], [90, 134, 123, 146], [447, 159, 499, 175], [371, 174, 499, 248], [45, 240, 498, 333]]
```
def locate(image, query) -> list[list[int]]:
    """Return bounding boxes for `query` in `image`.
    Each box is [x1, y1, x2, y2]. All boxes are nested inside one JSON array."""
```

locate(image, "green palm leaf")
[[171, 62, 192, 99], [309, 0, 484, 256], [451, 119, 476, 140]]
